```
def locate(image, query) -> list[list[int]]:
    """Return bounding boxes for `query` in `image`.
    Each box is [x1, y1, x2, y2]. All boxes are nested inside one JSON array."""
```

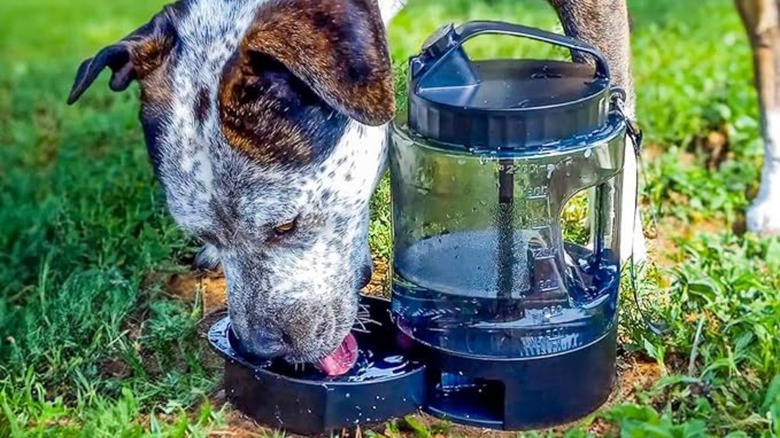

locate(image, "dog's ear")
[[67, 6, 178, 105], [239, 0, 395, 126]]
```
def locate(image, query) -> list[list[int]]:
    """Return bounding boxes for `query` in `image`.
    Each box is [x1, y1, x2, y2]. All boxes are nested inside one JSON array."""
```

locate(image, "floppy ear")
[[240, 0, 395, 126], [67, 6, 178, 105]]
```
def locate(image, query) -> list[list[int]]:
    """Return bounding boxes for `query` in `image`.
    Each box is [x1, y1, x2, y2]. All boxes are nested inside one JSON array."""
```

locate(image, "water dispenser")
[[390, 21, 630, 429], [208, 21, 637, 435]]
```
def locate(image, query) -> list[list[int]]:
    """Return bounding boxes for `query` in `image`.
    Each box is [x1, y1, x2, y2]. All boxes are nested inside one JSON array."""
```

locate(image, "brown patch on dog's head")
[[218, 53, 318, 165], [246, 0, 395, 125], [67, 3, 185, 106], [218, 0, 395, 165]]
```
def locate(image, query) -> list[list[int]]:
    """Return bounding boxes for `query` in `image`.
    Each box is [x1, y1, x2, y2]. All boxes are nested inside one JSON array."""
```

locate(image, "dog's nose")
[[233, 327, 288, 359], [357, 263, 373, 290]]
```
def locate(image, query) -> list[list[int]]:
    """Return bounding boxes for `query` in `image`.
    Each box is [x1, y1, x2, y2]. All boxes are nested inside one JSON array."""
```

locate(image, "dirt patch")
[[646, 126, 730, 171], [99, 357, 132, 380], [641, 143, 698, 168], [166, 271, 228, 315], [616, 356, 664, 402], [647, 220, 683, 270], [647, 213, 726, 269], [98, 305, 155, 380], [365, 255, 391, 297], [689, 125, 730, 171]]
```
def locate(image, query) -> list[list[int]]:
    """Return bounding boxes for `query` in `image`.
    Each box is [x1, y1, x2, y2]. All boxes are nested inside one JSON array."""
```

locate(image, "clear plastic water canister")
[[390, 22, 629, 360]]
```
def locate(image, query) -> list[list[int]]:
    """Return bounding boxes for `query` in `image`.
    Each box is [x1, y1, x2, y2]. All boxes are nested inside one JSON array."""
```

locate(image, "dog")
[[67, 0, 779, 373]]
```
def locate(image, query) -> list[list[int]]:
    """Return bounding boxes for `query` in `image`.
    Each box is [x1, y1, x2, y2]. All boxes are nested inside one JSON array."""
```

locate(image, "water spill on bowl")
[[255, 333, 419, 383], [218, 309, 420, 383]]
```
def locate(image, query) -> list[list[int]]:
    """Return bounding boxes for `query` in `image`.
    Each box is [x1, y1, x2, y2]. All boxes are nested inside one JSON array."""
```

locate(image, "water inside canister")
[[392, 238, 619, 357]]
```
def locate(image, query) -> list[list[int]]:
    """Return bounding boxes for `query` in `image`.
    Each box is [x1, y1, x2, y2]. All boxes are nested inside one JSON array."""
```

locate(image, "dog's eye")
[[273, 219, 298, 236]]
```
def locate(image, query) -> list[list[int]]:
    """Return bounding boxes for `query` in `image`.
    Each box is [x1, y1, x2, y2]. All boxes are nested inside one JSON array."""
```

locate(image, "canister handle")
[[419, 20, 610, 80]]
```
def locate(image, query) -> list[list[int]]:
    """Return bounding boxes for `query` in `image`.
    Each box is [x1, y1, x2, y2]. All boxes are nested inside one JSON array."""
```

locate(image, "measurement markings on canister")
[[538, 278, 561, 293]]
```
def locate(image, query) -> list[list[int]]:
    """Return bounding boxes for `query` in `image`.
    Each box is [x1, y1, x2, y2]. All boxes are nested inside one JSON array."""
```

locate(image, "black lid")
[[408, 21, 612, 150]]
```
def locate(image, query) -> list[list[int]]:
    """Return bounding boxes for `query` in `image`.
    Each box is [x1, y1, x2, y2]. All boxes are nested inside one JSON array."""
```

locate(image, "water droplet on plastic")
[[385, 355, 404, 364]]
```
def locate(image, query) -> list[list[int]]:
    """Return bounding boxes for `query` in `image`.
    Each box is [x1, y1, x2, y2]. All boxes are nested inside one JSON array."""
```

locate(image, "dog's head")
[[68, 0, 399, 372]]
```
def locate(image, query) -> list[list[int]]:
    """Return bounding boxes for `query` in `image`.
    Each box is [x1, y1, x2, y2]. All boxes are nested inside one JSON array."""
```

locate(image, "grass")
[[1, 0, 779, 436]]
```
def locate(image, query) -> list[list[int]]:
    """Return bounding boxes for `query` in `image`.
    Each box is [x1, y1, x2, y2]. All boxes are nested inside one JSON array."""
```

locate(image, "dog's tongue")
[[315, 333, 358, 376]]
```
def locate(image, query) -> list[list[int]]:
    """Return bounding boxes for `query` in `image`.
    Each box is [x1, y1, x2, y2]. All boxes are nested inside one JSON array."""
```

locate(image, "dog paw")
[[747, 197, 780, 236], [194, 244, 223, 274]]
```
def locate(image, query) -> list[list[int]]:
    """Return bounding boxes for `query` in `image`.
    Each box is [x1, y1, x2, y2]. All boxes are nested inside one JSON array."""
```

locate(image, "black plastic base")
[[208, 296, 427, 436], [421, 329, 617, 430], [209, 296, 617, 434]]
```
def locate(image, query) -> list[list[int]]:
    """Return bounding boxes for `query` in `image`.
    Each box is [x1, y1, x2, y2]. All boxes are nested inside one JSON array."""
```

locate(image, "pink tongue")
[[315, 333, 359, 376]]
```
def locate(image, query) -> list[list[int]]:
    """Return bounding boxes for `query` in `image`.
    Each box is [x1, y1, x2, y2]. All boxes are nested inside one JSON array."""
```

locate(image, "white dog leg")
[[747, 111, 780, 234]]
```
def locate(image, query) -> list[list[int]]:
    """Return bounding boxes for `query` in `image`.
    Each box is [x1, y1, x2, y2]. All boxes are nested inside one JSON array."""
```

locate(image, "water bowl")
[[208, 295, 427, 435]]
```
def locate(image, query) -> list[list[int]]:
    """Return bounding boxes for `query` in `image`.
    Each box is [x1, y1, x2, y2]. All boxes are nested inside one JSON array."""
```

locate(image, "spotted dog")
[[69, 0, 403, 375], [68, 0, 778, 375]]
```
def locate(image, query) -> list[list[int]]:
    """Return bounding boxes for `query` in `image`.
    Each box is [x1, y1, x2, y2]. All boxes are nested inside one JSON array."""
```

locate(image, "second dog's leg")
[[548, 0, 635, 115], [735, 0, 780, 235], [548, 0, 646, 263]]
